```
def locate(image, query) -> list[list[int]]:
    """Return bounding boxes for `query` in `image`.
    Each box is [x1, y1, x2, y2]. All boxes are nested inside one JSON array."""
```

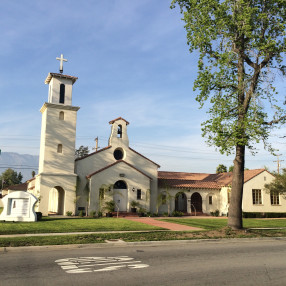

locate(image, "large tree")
[[171, 0, 286, 229], [0, 168, 23, 188]]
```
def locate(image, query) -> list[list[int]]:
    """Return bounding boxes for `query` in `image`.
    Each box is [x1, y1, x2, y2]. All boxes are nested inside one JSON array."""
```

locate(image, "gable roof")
[[158, 169, 267, 190], [109, 117, 129, 125], [75, 146, 112, 161], [129, 147, 160, 168], [45, 73, 78, 84], [86, 159, 152, 180]]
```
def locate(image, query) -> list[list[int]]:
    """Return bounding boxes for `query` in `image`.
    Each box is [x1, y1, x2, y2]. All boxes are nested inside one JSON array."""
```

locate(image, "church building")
[[25, 58, 286, 217]]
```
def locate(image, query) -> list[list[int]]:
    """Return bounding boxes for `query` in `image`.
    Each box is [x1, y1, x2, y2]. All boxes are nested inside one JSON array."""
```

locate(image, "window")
[[59, 111, 64, 120], [113, 148, 124, 160], [59, 84, 65, 104], [137, 189, 142, 200], [270, 191, 280, 205], [209, 196, 213, 205], [57, 144, 63, 153], [117, 125, 122, 138], [252, 189, 262, 205]]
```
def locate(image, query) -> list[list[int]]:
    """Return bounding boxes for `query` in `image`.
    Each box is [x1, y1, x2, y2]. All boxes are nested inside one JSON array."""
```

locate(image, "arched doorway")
[[175, 192, 187, 212], [113, 180, 128, 211], [48, 186, 65, 215], [191, 192, 202, 212]]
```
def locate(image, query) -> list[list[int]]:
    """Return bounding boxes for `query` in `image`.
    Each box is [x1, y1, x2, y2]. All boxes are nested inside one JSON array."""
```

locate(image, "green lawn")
[[0, 217, 162, 235], [160, 218, 286, 230]]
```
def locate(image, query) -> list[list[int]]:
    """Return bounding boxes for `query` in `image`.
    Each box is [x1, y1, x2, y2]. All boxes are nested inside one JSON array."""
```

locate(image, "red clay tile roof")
[[158, 169, 267, 190], [45, 73, 78, 84], [109, 117, 129, 125], [86, 159, 152, 180], [129, 147, 160, 168], [75, 146, 112, 161], [4, 182, 28, 191]]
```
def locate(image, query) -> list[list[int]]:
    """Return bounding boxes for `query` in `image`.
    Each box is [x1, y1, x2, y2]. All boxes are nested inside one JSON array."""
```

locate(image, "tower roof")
[[45, 73, 78, 84], [109, 117, 129, 125]]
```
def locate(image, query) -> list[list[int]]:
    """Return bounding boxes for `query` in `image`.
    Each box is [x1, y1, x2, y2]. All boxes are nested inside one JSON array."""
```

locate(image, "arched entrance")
[[175, 192, 187, 212], [48, 186, 65, 215], [191, 192, 202, 213], [113, 180, 128, 211]]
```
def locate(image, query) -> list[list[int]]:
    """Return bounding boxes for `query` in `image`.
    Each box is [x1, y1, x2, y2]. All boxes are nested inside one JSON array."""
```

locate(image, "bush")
[[243, 212, 286, 218], [97, 211, 103, 218], [66, 211, 72, 216], [171, 211, 183, 217], [78, 210, 84, 217], [210, 209, 220, 217], [163, 212, 169, 217], [89, 211, 96, 218]]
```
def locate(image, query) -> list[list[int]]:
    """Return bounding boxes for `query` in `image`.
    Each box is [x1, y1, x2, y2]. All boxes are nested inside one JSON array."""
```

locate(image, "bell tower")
[[36, 55, 80, 216]]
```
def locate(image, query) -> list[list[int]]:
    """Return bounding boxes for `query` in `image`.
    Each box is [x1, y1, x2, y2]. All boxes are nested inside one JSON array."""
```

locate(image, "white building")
[[23, 67, 286, 217]]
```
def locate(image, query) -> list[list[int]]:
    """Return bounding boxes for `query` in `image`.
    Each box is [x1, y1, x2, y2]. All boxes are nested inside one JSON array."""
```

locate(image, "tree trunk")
[[228, 144, 245, 229]]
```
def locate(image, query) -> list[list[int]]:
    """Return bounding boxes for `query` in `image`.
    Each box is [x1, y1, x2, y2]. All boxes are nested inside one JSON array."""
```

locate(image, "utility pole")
[[93, 137, 100, 152], [273, 154, 284, 174]]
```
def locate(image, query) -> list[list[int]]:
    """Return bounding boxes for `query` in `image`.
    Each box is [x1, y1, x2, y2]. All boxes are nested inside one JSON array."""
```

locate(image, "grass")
[[0, 217, 162, 235], [0, 217, 285, 247], [159, 218, 286, 230]]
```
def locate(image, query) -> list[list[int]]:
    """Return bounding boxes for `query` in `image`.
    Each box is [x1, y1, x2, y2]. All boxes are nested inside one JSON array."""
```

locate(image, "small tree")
[[75, 145, 90, 159], [264, 169, 286, 197], [0, 168, 23, 188], [216, 164, 227, 173]]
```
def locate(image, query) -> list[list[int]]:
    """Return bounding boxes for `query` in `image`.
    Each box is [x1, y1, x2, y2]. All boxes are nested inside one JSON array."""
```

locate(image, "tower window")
[[59, 111, 64, 120], [59, 84, 65, 104], [117, 125, 122, 138], [209, 196, 213, 205], [57, 144, 63, 153]]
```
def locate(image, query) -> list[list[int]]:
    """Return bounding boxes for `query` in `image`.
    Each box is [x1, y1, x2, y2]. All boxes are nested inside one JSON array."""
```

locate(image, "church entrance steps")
[[124, 217, 203, 231]]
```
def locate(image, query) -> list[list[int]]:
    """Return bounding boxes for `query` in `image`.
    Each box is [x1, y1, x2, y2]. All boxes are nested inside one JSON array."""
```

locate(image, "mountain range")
[[0, 152, 39, 183]]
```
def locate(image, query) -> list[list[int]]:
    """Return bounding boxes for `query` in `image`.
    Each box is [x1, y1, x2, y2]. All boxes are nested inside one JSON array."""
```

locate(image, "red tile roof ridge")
[[86, 159, 153, 180], [109, 117, 129, 125]]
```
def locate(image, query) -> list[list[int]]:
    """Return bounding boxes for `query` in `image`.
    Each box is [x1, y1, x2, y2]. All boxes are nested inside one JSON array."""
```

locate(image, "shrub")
[[78, 210, 84, 217], [210, 209, 220, 217], [66, 211, 72, 216], [97, 211, 103, 218], [171, 211, 183, 217], [89, 211, 96, 218]]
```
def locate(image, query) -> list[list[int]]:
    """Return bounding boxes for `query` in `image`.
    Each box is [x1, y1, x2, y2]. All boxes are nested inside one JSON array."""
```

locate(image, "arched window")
[[59, 111, 64, 120], [59, 84, 65, 104], [117, 125, 122, 138], [57, 144, 63, 153]]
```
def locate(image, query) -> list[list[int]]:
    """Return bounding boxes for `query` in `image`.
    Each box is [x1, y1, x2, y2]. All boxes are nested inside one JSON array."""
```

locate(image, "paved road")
[[1, 238, 286, 286]]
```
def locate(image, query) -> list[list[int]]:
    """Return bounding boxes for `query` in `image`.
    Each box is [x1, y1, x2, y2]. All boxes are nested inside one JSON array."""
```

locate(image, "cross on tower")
[[56, 54, 67, 74]]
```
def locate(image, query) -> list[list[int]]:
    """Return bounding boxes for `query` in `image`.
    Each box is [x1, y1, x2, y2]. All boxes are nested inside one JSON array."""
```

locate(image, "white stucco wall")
[[242, 171, 286, 213]]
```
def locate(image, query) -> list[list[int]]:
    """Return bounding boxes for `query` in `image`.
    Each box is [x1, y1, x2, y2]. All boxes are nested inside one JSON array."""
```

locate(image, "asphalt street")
[[1, 238, 286, 286]]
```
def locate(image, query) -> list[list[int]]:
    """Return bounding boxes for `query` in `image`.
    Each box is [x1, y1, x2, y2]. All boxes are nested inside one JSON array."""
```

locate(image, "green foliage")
[[104, 200, 115, 213], [66, 211, 72, 216], [228, 165, 234, 172], [171, 0, 286, 229], [171, 0, 286, 154], [264, 168, 286, 196], [75, 145, 90, 159], [130, 200, 140, 208], [216, 164, 227, 173], [210, 209, 220, 217], [0, 168, 23, 188], [78, 210, 84, 217], [171, 211, 184, 217]]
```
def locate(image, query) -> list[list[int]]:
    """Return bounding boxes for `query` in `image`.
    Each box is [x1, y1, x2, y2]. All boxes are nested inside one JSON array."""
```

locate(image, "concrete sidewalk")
[[124, 217, 203, 231]]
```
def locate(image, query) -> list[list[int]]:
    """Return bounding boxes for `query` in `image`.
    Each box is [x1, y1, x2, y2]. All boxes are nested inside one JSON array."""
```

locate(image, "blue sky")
[[0, 0, 285, 174]]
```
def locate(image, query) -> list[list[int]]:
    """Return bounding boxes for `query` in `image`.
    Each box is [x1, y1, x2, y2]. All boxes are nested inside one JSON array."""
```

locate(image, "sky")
[[0, 0, 286, 174]]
